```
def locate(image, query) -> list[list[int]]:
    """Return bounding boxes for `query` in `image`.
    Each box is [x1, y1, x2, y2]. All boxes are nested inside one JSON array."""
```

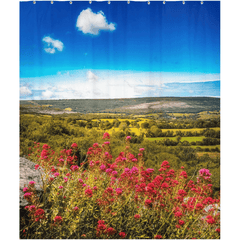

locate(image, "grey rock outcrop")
[[19, 157, 44, 207]]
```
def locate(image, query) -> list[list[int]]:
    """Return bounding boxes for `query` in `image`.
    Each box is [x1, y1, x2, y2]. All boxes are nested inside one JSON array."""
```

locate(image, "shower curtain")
[[19, 1, 220, 239]]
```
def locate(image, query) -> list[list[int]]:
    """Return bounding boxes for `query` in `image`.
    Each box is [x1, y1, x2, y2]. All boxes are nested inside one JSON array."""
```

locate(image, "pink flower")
[[70, 165, 79, 171], [23, 187, 29, 192], [146, 168, 154, 174], [174, 211, 183, 218], [145, 199, 152, 206], [35, 164, 40, 170], [71, 143, 78, 148], [78, 178, 83, 183], [59, 186, 63, 189], [59, 158, 64, 162], [132, 158, 138, 162], [54, 172, 59, 177], [28, 181, 36, 186], [107, 227, 116, 235], [134, 214, 141, 219], [85, 188, 93, 197], [161, 160, 170, 168], [73, 206, 79, 211], [139, 148, 145, 152], [180, 171, 188, 179], [104, 141, 110, 145], [93, 143, 99, 148], [126, 136, 131, 140], [103, 132, 110, 139], [54, 215, 63, 223], [24, 192, 32, 199], [116, 188, 123, 195], [42, 144, 49, 149], [179, 220, 185, 225], [100, 164, 106, 171], [29, 205, 36, 211], [119, 232, 126, 238]]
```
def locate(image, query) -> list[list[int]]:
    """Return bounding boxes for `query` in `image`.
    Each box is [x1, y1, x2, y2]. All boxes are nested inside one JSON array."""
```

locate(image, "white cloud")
[[76, 8, 116, 35], [87, 70, 98, 82], [20, 86, 32, 96], [42, 90, 54, 99], [20, 70, 220, 100], [42, 36, 64, 54]]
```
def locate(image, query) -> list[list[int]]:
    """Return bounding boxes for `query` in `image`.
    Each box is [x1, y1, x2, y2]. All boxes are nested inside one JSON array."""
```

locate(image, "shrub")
[[20, 134, 220, 239]]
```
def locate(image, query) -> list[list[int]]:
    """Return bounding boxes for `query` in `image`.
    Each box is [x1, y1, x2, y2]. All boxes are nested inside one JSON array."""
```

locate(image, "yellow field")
[[196, 152, 220, 158], [65, 108, 72, 111], [198, 111, 220, 119], [161, 127, 220, 133], [41, 105, 52, 107]]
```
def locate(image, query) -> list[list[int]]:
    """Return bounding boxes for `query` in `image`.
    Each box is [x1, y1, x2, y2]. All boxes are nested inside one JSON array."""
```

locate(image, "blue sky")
[[20, 1, 220, 100]]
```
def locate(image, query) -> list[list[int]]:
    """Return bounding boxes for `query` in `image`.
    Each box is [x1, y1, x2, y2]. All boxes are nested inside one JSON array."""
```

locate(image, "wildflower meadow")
[[20, 133, 220, 239]]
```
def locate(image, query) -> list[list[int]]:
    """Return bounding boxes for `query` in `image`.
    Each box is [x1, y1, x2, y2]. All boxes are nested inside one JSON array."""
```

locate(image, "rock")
[[19, 157, 44, 207]]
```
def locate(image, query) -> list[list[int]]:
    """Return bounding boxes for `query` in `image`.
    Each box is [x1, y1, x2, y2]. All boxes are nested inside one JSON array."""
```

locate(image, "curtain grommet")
[[51, 1, 54, 4], [163, 1, 165, 4], [201, 1, 204, 4], [108, 1, 111, 4], [127, 0, 130, 4], [89, 0, 92, 4], [182, 1, 185, 5], [70, 1, 72, 4], [33, 1, 36, 4], [148, 1, 150, 5]]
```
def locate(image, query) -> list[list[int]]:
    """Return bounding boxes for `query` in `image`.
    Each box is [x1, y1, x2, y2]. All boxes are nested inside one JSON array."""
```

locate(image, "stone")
[[19, 157, 44, 207]]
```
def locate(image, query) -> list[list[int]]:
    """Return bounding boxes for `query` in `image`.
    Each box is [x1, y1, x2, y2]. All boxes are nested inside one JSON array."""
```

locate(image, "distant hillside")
[[20, 97, 220, 114]]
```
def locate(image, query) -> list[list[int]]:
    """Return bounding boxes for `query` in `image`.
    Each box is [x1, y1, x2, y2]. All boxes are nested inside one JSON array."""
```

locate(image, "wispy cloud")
[[20, 70, 220, 100], [76, 8, 116, 35], [42, 36, 64, 54], [20, 86, 32, 96], [42, 90, 54, 99]]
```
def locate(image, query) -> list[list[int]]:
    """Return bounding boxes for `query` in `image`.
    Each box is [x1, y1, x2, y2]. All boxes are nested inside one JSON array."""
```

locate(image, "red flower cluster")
[[206, 215, 216, 224], [119, 232, 126, 238], [34, 208, 45, 222], [103, 132, 110, 139], [71, 143, 78, 149], [54, 216, 63, 224], [96, 220, 107, 237], [85, 188, 93, 198]]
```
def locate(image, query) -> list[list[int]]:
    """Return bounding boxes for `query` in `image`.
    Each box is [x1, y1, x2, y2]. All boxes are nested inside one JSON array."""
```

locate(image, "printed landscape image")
[[20, 1, 220, 239]]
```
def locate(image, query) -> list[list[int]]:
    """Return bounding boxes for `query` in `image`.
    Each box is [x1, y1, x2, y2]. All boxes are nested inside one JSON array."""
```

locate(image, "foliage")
[[20, 134, 220, 239]]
